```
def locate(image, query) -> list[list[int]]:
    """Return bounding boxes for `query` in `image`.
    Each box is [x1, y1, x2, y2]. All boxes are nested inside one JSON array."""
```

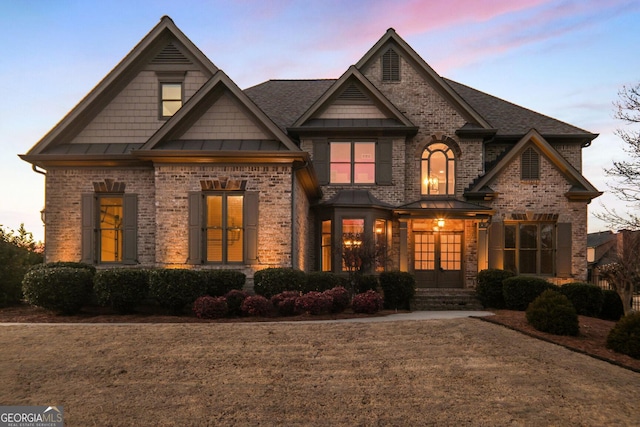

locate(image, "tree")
[[596, 83, 640, 230], [339, 231, 388, 295], [598, 230, 639, 316], [0, 224, 44, 307]]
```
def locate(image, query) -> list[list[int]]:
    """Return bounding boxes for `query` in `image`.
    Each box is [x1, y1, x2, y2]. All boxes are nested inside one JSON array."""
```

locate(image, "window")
[[504, 223, 555, 275], [330, 141, 375, 184], [205, 194, 244, 263], [81, 191, 137, 265], [342, 218, 365, 271], [374, 219, 388, 272], [160, 82, 182, 117], [321, 220, 332, 272], [188, 191, 258, 265], [382, 48, 400, 81], [98, 196, 123, 262], [521, 147, 540, 180], [421, 143, 455, 196]]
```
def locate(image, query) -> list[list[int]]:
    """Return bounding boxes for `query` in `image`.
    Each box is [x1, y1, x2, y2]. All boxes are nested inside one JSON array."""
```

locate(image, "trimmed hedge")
[[193, 295, 228, 319], [558, 282, 603, 317], [606, 312, 640, 359], [31, 261, 97, 276], [241, 295, 272, 317], [295, 291, 333, 315], [225, 289, 249, 317], [476, 269, 515, 309], [253, 268, 307, 298], [94, 269, 149, 313], [22, 266, 94, 314], [502, 276, 558, 311], [271, 291, 300, 317], [324, 287, 350, 313], [148, 269, 206, 314], [379, 271, 415, 310], [600, 290, 624, 321], [355, 275, 379, 294], [305, 272, 346, 293], [200, 269, 245, 296], [526, 290, 579, 336], [352, 290, 384, 314]]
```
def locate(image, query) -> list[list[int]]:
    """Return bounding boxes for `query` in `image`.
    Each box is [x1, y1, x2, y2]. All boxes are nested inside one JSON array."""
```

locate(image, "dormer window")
[[382, 48, 400, 82], [160, 82, 182, 118], [521, 147, 540, 180]]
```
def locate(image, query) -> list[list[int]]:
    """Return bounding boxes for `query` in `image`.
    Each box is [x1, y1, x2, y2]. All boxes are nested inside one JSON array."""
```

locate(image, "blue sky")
[[2, 0, 639, 241]]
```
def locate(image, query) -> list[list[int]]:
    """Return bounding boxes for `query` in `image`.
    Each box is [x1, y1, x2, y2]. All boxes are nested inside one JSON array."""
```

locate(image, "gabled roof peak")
[[160, 15, 174, 23]]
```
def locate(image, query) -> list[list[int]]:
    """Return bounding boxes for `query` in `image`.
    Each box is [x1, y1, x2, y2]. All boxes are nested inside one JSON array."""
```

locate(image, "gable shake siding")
[[22, 20, 600, 288]]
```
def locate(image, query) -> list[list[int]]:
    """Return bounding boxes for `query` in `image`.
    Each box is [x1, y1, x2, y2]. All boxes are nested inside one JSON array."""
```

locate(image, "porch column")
[[399, 220, 408, 272]]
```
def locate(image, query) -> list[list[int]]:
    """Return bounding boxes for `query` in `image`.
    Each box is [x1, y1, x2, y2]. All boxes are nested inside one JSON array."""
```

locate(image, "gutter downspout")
[[32, 164, 47, 262]]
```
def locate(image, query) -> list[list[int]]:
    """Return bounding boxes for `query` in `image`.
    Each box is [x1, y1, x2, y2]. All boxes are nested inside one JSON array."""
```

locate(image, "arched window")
[[421, 143, 455, 196]]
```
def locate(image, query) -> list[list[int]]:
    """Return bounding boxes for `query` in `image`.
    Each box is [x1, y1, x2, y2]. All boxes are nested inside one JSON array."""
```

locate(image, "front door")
[[414, 231, 463, 288]]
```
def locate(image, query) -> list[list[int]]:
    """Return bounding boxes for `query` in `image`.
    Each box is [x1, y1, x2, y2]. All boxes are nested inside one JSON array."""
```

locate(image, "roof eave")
[[132, 149, 310, 164], [287, 126, 419, 137]]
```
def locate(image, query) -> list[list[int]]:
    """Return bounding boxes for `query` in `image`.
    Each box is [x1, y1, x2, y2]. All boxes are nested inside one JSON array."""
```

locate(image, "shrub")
[[304, 272, 345, 293], [271, 291, 300, 317], [295, 291, 333, 315], [253, 268, 307, 298], [600, 290, 625, 321], [193, 295, 228, 319], [200, 269, 245, 296], [94, 269, 149, 313], [502, 276, 558, 311], [31, 261, 96, 276], [558, 282, 603, 317], [352, 290, 384, 314], [241, 295, 272, 317], [476, 269, 515, 309], [355, 275, 379, 293], [606, 312, 640, 359], [148, 269, 206, 314], [379, 271, 415, 310], [225, 289, 250, 317], [526, 290, 579, 336], [22, 266, 94, 314], [324, 287, 350, 313]]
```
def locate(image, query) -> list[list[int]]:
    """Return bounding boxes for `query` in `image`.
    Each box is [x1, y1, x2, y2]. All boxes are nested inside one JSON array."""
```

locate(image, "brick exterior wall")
[[44, 167, 156, 265]]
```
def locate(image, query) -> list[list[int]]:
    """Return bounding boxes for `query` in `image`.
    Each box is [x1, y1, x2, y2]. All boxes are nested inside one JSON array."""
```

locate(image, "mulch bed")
[[1, 304, 638, 372]]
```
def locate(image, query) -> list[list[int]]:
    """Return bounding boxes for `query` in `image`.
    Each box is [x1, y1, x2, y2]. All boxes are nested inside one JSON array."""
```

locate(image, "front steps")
[[412, 288, 484, 311]]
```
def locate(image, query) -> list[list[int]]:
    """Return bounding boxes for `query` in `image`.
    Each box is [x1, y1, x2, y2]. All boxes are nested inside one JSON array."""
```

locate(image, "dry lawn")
[[1, 319, 640, 426]]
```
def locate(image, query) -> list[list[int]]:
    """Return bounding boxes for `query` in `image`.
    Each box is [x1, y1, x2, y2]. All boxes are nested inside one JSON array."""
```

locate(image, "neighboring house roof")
[[465, 129, 602, 202], [587, 230, 616, 248]]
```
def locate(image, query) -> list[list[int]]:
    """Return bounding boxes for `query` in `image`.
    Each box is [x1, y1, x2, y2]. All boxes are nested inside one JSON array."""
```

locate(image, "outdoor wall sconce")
[[40, 208, 46, 224]]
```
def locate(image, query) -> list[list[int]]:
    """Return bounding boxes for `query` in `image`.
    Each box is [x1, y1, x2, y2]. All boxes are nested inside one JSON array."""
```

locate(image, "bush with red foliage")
[[271, 291, 300, 316], [225, 289, 249, 317], [352, 290, 384, 314], [193, 295, 228, 319], [240, 295, 272, 317], [323, 287, 350, 313], [295, 291, 333, 315]]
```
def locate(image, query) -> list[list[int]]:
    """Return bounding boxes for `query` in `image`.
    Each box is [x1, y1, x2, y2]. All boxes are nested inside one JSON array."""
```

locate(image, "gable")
[[465, 129, 601, 202], [179, 92, 270, 140]]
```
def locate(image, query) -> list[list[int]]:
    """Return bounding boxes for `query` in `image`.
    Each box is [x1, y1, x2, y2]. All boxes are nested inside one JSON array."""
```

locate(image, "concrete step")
[[412, 289, 484, 311]]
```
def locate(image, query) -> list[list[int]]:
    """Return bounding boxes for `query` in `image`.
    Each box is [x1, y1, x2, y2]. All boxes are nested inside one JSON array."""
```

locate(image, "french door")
[[414, 231, 463, 288]]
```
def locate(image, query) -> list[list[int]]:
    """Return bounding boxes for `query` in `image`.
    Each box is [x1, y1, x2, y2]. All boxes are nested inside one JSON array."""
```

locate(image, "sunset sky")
[[2, 0, 639, 241]]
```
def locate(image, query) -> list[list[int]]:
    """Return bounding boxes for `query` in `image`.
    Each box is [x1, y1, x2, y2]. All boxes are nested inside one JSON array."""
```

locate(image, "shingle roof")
[[244, 80, 336, 132], [443, 79, 593, 137], [245, 78, 594, 139]]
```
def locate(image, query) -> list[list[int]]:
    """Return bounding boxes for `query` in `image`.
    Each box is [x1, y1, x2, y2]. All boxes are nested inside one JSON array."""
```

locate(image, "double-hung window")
[[98, 196, 123, 262], [160, 82, 182, 118], [330, 141, 375, 184]]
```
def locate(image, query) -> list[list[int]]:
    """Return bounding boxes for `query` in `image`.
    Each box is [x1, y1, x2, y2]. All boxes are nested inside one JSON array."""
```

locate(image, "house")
[[20, 16, 602, 289]]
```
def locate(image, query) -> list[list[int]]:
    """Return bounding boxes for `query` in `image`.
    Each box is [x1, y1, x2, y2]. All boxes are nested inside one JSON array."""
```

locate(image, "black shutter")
[[188, 192, 203, 265], [122, 194, 138, 265], [556, 223, 572, 278], [244, 192, 259, 264], [376, 139, 393, 185], [313, 139, 329, 185], [487, 221, 504, 270], [80, 194, 95, 264]]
